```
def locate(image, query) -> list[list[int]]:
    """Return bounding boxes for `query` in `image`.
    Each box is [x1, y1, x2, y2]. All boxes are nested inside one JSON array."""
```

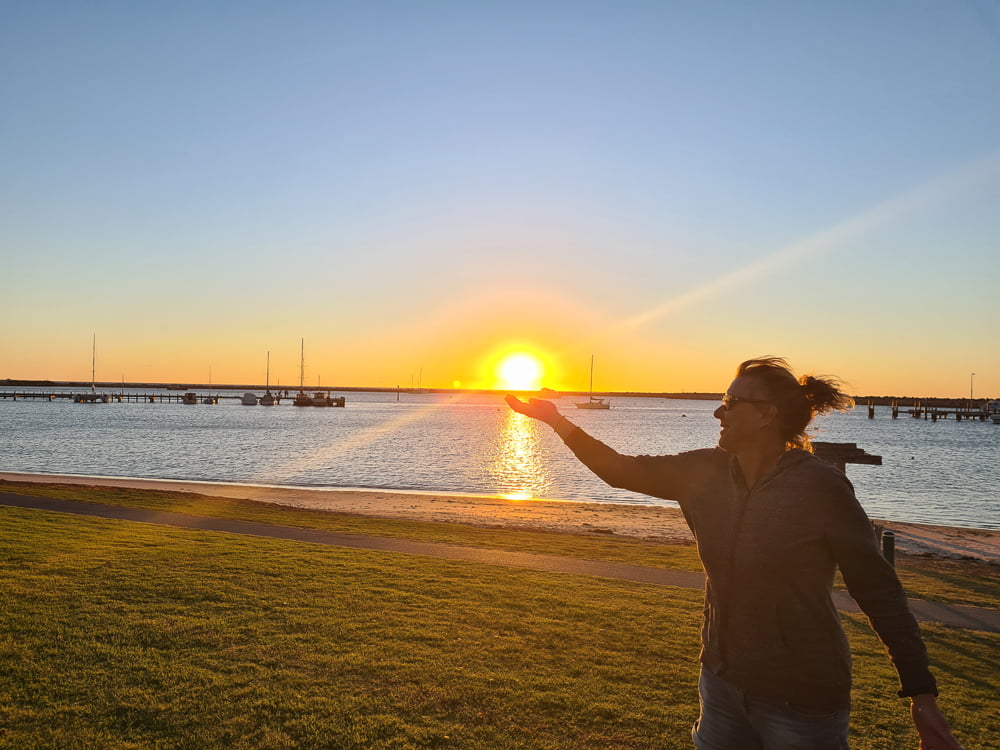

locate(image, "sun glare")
[[496, 352, 544, 391]]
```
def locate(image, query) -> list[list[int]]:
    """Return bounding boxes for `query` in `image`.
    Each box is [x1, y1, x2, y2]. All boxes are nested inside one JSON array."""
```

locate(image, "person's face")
[[713, 376, 776, 452]]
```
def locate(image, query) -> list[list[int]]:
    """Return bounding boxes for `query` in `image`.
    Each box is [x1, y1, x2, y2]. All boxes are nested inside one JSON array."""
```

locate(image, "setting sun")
[[496, 352, 545, 391]]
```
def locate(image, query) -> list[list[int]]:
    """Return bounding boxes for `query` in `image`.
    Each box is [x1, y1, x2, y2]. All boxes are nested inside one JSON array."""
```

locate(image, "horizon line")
[[2, 379, 996, 404]]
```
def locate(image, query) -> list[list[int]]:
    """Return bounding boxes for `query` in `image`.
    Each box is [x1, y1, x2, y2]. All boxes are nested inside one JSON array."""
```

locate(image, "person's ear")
[[758, 402, 779, 429]]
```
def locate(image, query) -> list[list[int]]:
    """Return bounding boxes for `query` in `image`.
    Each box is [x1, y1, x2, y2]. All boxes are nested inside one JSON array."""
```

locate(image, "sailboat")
[[73, 334, 109, 403], [202, 367, 217, 404], [259, 351, 277, 406], [293, 340, 346, 407], [293, 339, 312, 406], [575, 355, 611, 410]]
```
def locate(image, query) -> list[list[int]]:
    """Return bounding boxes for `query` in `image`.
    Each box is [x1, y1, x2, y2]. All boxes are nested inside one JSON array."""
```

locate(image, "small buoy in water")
[[682, 414, 687, 417]]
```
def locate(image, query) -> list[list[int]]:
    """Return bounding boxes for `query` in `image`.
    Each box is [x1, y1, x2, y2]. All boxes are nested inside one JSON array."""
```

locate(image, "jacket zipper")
[[717, 467, 754, 672]]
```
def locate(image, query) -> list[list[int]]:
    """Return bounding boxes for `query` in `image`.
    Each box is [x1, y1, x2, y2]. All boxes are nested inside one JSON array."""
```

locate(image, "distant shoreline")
[[1, 379, 991, 405]]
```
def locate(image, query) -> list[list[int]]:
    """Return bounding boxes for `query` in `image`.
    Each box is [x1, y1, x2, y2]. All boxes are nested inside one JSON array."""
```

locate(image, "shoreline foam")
[[2, 471, 997, 565]]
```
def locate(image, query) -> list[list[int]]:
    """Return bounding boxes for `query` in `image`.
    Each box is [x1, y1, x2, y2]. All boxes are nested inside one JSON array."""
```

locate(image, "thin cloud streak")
[[613, 150, 1000, 335]]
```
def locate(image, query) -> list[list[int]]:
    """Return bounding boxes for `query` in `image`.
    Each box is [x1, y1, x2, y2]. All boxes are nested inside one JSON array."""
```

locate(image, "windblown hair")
[[736, 356, 854, 451]]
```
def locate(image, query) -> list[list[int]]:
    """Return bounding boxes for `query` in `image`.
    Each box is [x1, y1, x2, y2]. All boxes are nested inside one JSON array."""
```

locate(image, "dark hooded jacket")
[[562, 428, 936, 710]]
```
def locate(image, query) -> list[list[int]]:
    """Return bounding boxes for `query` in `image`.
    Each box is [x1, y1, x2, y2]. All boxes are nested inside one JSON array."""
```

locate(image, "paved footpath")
[[3, 491, 998, 634]]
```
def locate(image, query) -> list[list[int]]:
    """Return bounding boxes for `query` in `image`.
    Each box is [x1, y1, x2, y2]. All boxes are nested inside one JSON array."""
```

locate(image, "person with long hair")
[[507, 356, 961, 750]]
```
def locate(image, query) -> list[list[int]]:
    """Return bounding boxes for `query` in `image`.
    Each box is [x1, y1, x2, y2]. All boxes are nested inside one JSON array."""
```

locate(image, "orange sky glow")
[[2, 5, 998, 399]]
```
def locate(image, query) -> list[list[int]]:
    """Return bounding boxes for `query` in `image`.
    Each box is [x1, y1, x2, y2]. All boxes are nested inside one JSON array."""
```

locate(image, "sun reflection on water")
[[489, 409, 551, 500]]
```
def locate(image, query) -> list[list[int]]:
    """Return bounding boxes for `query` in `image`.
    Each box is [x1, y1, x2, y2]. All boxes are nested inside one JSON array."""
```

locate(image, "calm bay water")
[[1, 389, 997, 530]]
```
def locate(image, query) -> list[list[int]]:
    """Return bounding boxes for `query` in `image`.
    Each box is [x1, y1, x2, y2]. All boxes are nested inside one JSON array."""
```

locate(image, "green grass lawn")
[[1, 502, 996, 749], [3, 480, 998, 607], [0, 480, 710, 572]]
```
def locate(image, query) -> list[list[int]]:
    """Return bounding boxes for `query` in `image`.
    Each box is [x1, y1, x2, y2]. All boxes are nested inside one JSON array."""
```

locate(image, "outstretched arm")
[[505, 394, 694, 500]]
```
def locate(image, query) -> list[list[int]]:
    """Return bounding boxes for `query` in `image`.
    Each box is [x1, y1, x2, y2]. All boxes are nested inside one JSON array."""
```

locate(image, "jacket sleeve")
[[562, 426, 710, 502], [824, 477, 938, 698]]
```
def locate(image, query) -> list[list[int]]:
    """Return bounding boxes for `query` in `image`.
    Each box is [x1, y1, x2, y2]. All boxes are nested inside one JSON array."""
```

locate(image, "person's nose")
[[713, 404, 726, 421]]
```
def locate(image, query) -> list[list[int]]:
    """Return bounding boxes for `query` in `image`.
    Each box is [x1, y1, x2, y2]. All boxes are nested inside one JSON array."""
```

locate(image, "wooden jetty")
[[812, 441, 882, 473], [0, 388, 358, 406], [865, 400, 991, 422], [0, 391, 286, 404]]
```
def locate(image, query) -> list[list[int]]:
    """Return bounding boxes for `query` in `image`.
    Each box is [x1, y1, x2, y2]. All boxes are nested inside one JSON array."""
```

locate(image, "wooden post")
[[881, 530, 896, 567]]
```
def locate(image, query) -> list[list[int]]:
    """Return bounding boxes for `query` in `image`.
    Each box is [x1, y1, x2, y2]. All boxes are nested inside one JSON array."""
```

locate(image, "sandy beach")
[[2, 471, 998, 565]]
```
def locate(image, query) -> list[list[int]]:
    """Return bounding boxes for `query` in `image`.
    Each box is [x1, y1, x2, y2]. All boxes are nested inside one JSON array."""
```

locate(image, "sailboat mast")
[[589, 354, 594, 398], [299, 338, 305, 390], [266, 351, 270, 391], [91, 334, 96, 392]]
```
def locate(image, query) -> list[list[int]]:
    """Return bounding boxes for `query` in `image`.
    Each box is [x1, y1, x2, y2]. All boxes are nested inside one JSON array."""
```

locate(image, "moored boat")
[[988, 400, 1000, 424], [74, 335, 109, 404], [310, 391, 346, 407], [202, 368, 217, 404], [293, 339, 311, 407], [292, 339, 346, 408], [575, 355, 611, 410], [73, 391, 110, 403], [260, 351, 277, 406]]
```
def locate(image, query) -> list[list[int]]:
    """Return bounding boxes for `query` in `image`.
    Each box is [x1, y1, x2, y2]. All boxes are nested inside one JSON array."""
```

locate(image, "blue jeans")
[[692, 666, 850, 750]]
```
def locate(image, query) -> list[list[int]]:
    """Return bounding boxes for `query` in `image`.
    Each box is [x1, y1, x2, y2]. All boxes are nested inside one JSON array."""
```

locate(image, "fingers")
[[505, 395, 561, 424], [505, 394, 532, 416]]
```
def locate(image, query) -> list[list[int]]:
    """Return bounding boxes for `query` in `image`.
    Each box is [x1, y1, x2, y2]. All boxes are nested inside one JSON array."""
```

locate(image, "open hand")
[[504, 395, 562, 426], [911, 695, 963, 750]]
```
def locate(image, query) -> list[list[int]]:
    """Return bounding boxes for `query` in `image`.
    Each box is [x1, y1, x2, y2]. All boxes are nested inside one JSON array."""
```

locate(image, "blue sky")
[[2, 1, 999, 395]]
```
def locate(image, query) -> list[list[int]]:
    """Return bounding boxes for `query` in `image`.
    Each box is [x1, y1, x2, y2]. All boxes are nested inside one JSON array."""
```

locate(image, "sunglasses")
[[721, 394, 770, 408]]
